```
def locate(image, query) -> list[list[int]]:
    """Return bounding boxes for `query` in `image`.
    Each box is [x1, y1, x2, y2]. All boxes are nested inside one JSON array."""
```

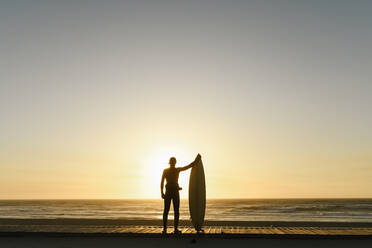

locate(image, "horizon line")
[[1, 197, 371, 200]]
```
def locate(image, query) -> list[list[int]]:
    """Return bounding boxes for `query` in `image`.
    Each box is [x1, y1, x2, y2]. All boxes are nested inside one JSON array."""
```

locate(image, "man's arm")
[[179, 154, 201, 171], [179, 162, 194, 171], [160, 171, 165, 198]]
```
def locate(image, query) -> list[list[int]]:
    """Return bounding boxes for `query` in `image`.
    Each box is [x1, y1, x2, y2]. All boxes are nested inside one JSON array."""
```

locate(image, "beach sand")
[[1, 219, 371, 247], [1, 236, 372, 248]]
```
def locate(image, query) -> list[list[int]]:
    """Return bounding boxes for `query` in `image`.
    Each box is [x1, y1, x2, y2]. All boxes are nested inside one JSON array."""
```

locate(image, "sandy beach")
[[1, 218, 371, 248], [1, 235, 372, 248]]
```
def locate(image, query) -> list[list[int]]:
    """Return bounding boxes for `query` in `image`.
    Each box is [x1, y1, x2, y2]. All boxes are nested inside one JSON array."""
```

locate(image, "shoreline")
[[1, 218, 372, 227]]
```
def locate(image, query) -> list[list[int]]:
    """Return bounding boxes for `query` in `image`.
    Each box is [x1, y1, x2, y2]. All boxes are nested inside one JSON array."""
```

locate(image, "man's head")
[[169, 157, 177, 167]]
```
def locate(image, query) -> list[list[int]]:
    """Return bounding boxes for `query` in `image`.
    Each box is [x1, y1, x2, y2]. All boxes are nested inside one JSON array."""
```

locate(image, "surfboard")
[[188, 158, 206, 232]]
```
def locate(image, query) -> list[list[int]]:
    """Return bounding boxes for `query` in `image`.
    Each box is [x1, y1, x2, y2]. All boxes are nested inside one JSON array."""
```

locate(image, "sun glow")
[[142, 146, 194, 198]]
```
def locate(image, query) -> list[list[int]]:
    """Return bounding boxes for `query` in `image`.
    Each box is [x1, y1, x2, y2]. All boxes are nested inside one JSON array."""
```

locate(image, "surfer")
[[161, 154, 201, 234]]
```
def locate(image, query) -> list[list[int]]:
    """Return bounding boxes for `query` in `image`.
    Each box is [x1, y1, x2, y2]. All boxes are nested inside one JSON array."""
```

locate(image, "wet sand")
[[1, 218, 372, 238], [1, 218, 372, 227]]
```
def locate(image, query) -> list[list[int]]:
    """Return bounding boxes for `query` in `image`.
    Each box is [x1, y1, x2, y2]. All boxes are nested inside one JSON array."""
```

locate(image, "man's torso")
[[164, 167, 181, 190]]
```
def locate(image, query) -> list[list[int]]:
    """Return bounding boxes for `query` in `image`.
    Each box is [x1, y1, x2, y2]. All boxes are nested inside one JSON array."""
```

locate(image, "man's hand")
[[161, 192, 165, 199], [190, 154, 202, 168], [196, 153, 201, 161], [193, 154, 201, 164]]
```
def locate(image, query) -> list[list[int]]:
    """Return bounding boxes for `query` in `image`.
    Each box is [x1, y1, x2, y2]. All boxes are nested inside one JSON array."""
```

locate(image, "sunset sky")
[[1, 0, 371, 199]]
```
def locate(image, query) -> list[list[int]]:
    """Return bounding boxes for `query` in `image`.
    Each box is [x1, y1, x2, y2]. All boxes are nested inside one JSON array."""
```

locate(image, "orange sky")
[[1, 0, 371, 199]]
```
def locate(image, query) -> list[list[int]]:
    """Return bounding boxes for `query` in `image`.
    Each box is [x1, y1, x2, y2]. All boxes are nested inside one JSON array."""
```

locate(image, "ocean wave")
[[1, 199, 372, 222], [230, 204, 372, 213]]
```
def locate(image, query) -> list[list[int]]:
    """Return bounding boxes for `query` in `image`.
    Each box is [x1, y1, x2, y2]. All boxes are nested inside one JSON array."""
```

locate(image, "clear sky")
[[1, 0, 371, 199]]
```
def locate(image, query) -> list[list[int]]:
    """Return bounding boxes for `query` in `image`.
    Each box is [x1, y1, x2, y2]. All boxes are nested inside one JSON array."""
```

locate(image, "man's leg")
[[172, 191, 180, 231], [163, 194, 171, 232]]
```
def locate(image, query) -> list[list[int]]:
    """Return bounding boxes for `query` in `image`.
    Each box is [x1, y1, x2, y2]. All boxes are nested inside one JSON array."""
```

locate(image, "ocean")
[[0, 199, 371, 222]]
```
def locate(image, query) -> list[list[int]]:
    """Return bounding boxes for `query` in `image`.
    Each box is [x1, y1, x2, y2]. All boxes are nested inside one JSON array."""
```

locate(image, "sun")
[[142, 145, 194, 198]]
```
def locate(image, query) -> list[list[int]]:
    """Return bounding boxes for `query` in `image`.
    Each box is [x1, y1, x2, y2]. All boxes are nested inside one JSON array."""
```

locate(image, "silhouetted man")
[[161, 154, 201, 234]]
